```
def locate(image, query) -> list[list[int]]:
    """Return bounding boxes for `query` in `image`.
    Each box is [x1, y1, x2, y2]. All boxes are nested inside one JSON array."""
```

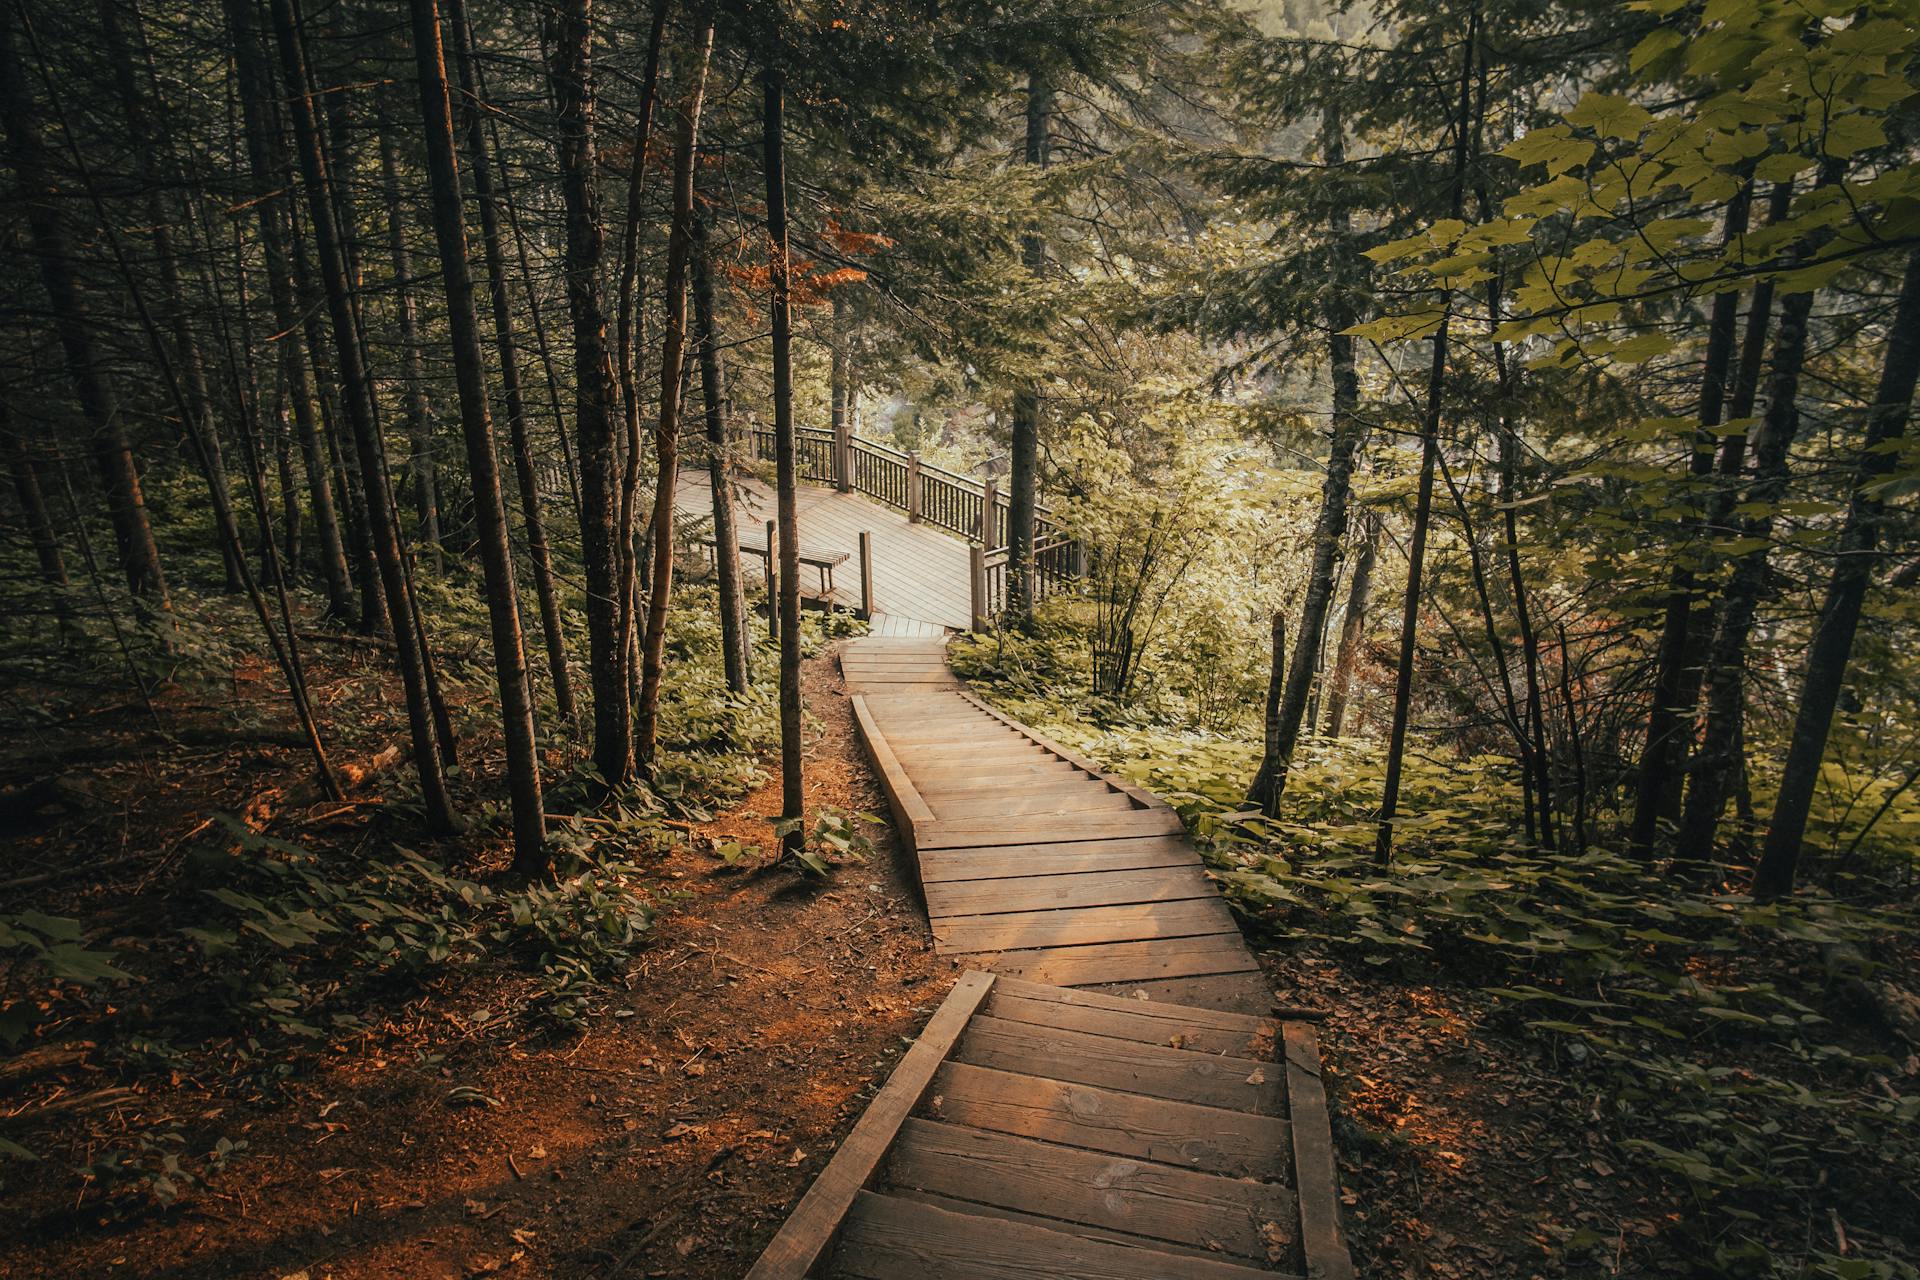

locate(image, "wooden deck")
[[748, 639, 1354, 1278], [747, 971, 1350, 1278], [676, 468, 967, 636]]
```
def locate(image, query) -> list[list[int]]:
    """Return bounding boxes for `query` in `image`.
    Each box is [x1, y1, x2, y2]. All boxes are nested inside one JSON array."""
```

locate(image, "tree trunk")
[[448, 0, 575, 727], [225, 0, 355, 619], [0, 19, 171, 622], [693, 216, 750, 694], [1006, 70, 1051, 622], [375, 91, 443, 574], [764, 56, 805, 859], [409, 0, 546, 871], [552, 0, 633, 794], [1627, 173, 1758, 856], [1247, 613, 1287, 815], [1677, 173, 1838, 859], [269, 0, 459, 832], [1323, 513, 1377, 738], [97, 0, 243, 594], [1755, 248, 1920, 897], [635, 23, 714, 775], [2, 402, 77, 641], [1376, 4, 1478, 863]]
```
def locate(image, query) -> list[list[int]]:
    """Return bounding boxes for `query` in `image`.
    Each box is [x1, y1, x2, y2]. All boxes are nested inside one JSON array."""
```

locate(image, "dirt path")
[[1, 641, 948, 1280]]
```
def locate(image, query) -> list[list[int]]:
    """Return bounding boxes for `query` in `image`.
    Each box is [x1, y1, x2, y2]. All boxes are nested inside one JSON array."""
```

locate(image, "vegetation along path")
[[750, 637, 1353, 1277]]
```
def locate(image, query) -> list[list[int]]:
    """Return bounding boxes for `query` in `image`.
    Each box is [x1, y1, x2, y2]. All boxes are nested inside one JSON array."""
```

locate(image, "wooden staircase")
[[748, 639, 1354, 1278]]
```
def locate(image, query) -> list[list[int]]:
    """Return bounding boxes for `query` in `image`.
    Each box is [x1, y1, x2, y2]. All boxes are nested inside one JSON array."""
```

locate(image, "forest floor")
[[0, 635, 948, 1280]]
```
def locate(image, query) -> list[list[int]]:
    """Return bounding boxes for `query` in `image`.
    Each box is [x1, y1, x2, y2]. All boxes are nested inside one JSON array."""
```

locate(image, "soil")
[[0, 637, 947, 1280]]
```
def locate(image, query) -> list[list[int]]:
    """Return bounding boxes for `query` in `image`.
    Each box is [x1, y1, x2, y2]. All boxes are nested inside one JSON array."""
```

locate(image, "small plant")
[[776, 807, 880, 877]]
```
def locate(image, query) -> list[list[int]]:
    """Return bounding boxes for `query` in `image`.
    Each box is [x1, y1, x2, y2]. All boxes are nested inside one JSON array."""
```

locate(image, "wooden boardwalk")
[[676, 469, 967, 636], [748, 639, 1353, 1278]]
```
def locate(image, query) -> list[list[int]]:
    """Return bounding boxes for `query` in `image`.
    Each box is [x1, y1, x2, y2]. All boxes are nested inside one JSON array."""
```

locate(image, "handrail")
[[743, 421, 1084, 629]]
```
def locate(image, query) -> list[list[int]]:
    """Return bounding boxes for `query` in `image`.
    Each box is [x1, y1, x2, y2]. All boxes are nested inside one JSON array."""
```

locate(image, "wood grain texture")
[[953, 1015, 1283, 1114], [885, 1118, 1298, 1262], [832, 1192, 1294, 1279]]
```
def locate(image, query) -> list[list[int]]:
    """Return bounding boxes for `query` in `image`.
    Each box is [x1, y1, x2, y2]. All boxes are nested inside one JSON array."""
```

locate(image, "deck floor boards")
[[746, 634, 1352, 1278]]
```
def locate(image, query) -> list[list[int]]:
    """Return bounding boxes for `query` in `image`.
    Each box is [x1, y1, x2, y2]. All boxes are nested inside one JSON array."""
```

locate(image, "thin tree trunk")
[[1249, 613, 1286, 816], [636, 25, 714, 774], [270, 0, 460, 832], [410, 0, 545, 870], [1628, 173, 1757, 856], [449, 0, 575, 726], [0, 20, 171, 622], [376, 92, 443, 573], [1376, 3, 1478, 864], [225, 0, 355, 618], [1006, 69, 1051, 622], [2, 401, 77, 642], [1677, 179, 1837, 858], [693, 216, 750, 693], [98, 0, 243, 594], [1755, 248, 1920, 897], [1323, 513, 1377, 738], [764, 55, 805, 859], [1253, 109, 1364, 810], [552, 0, 633, 794]]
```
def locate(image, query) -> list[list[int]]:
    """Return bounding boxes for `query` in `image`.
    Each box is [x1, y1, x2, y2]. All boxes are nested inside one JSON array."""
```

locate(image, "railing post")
[[906, 451, 922, 523], [835, 420, 853, 493], [858, 530, 873, 620], [969, 544, 988, 632], [978, 476, 999, 550]]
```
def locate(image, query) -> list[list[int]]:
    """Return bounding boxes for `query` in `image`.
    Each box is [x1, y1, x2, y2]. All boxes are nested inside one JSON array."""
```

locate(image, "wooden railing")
[[743, 422, 1085, 627]]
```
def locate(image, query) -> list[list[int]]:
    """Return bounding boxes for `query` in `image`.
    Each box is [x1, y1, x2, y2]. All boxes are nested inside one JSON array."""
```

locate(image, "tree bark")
[[375, 91, 443, 573], [1323, 513, 1377, 738], [1627, 173, 1758, 856], [225, 0, 355, 619], [635, 23, 714, 776], [1755, 248, 1920, 897], [692, 215, 750, 694], [764, 55, 805, 858], [449, 0, 575, 727], [409, 0, 546, 870], [1248, 613, 1287, 816], [270, 0, 460, 832], [552, 0, 633, 794], [1677, 174, 1838, 859], [0, 19, 171, 622], [1375, 4, 1478, 863], [1006, 70, 1051, 622]]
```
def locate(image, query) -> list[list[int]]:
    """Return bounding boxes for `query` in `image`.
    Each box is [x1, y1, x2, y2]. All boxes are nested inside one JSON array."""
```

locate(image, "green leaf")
[[1567, 93, 1652, 141]]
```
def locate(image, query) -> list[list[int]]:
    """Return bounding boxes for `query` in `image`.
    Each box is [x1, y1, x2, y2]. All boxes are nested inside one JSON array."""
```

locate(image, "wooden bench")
[[703, 536, 850, 605]]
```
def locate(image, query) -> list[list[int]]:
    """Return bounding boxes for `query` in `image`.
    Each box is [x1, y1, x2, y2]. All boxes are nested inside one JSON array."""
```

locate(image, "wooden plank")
[[885, 1119, 1297, 1263], [989, 974, 1276, 1035], [926, 1061, 1290, 1179], [981, 988, 1273, 1058], [918, 809, 1186, 850], [1086, 972, 1277, 1017], [925, 865, 1216, 916], [880, 1189, 1249, 1266], [933, 898, 1238, 955], [915, 769, 1090, 795], [745, 972, 996, 1280], [987, 934, 1260, 988], [929, 790, 1136, 821], [1283, 1023, 1354, 1280], [952, 1016, 1282, 1115], [850, 696, 935, 832], [832, 1192, 1289, 1280], [957, 690, 1167, 812], [918, 837, 1195, 883]]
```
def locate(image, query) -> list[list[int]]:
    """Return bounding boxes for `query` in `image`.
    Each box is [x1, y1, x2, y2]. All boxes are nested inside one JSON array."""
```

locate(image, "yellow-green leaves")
[[1566, 93, 1652, 141]]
